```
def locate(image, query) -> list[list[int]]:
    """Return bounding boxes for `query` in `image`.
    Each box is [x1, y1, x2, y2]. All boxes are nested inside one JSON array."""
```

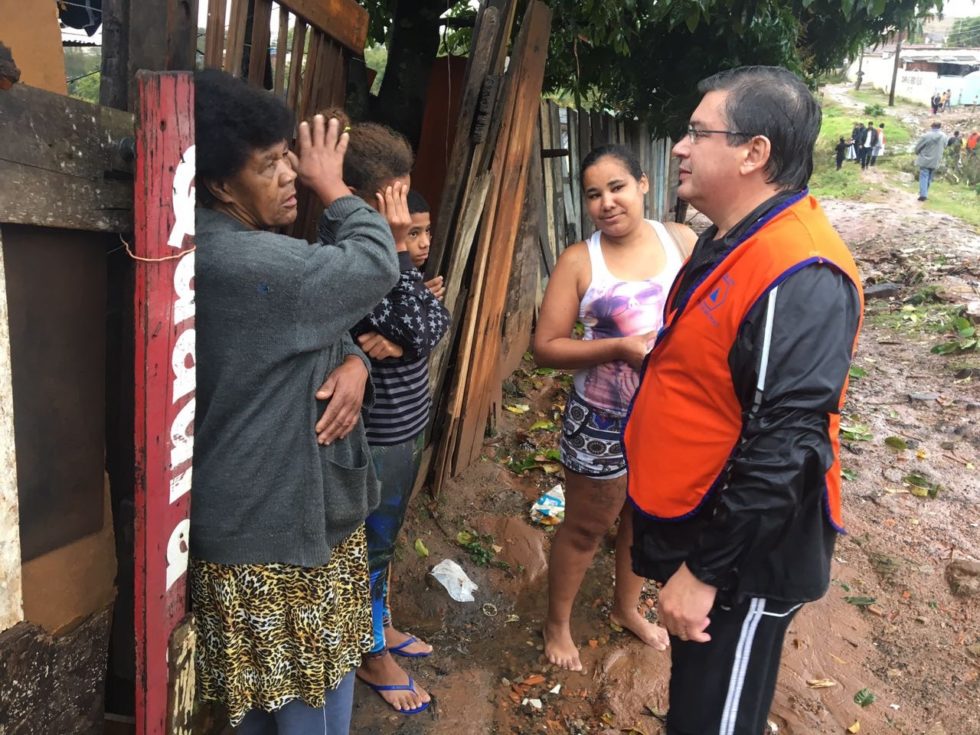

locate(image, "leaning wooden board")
[[451, 0, 552, 474]]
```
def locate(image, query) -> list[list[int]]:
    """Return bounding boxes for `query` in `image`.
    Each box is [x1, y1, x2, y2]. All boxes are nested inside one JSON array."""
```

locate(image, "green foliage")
[[70, 72, 101, 104], [364, 43, 388, 95], [931, 315, 979, 355], [864, 103, 885, 116], [542, 0, 943, 136], [948, 16, 980, 48]]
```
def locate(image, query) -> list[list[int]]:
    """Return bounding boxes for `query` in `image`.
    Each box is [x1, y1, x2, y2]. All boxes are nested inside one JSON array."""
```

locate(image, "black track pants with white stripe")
[[666, 596, 802, 735]]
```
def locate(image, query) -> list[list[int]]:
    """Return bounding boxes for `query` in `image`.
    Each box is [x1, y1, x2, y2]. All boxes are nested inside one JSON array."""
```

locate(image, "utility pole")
[[889, 29, 903, 107]]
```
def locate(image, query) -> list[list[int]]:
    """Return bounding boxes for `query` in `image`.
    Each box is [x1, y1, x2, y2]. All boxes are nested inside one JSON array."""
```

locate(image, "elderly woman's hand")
[[314, 355, 368, 445], [296, 114, 351, 207]]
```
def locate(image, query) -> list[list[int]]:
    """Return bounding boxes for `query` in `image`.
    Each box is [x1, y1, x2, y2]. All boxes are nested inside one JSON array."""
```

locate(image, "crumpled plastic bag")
[[430, 559, 479, 602], [530, 484, 565, 525]]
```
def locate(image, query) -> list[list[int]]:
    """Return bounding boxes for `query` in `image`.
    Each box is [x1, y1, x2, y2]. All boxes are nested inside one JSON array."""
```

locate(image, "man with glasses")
[[623, 66, 864, 735]]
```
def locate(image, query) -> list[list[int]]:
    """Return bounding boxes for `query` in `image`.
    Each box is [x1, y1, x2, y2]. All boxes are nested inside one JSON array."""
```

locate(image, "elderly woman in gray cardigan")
[[190, 69, 399, 734]]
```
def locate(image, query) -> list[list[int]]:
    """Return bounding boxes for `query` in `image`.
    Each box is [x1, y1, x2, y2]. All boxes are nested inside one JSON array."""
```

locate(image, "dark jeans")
[[365, 433, 424, 653], [236, 671, 355, 735], [665, 596, 802, 735]]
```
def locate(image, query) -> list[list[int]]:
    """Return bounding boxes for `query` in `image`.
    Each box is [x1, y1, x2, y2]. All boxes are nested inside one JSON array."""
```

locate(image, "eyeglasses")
[[686, 125, 756, 143]]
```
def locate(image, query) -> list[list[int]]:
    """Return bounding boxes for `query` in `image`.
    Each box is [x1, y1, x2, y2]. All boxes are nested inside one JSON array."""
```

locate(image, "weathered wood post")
[[132, 70, 196, 735]]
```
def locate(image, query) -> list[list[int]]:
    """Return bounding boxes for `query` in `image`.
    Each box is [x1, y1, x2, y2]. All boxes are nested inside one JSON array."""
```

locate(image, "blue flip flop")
[[388, 635, 432, 659], [357, 674, 431, 715]]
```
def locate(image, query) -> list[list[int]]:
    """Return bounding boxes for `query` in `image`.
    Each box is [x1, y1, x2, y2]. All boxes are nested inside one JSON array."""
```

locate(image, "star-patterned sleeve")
[[353, 252, 451, 361]]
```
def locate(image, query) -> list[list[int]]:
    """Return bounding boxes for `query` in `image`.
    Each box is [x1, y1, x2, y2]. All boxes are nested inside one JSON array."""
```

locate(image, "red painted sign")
[[133, 71, 196, 735]]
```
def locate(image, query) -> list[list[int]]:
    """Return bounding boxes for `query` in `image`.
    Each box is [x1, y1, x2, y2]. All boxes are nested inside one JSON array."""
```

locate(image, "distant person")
[[947, 130, 963, 168], [848, 122, 862, 162], [625, 66, 863, 735], [942, 89, 952, 113], [967, 130, 979, 157], [860, 120, 877, 170], [870, 123, 885, 166], [854, 122, 867, 166], [914, 121, 947, 201], [931, 92, 941, 115], [534, 144, 696, 672], [835, 136, 848, 170]]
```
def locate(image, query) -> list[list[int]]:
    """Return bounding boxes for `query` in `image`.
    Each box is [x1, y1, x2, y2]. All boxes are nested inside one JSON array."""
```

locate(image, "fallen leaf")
[[844, 595, 877, 607], [610, 621, 624, 633], [644, 704, 667, 720], [854, 688, 876, 707], [413, 538, 429, 557], [847, 722, 861, 734], [505, 403, 530, 414], [529, 419, 556, 432], [541, 463, 562, 474], [523, 674, 546, 687], [884, 436, 908, 450], [806, 678, 838, 689]]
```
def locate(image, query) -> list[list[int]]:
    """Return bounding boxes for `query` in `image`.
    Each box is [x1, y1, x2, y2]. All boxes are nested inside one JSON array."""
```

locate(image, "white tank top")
[[572, 220, 684, 416]]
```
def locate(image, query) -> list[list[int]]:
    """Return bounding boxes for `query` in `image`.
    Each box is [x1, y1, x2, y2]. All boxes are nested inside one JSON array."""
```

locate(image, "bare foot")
[[543, 620, 583, 671], [610, 605, 670, 651], [385, 625, 433, 656], [357, 652, 431, 712]]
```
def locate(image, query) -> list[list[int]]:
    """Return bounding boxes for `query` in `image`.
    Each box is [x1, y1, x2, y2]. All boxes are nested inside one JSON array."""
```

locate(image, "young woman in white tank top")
[[534, 145, 696, 672]]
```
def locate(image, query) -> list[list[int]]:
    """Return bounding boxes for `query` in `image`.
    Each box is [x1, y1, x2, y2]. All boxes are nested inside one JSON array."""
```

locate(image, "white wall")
[[847, 55, 972, 107]]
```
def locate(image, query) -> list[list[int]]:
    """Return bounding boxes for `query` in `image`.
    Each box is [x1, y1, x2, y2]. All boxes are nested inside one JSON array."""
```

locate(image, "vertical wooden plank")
[[133, 71, 196, 735], [224, 0, 249, 76], [286, 20, 307, 111], [577, 109, 591, 237], [299, 31, 324, 122], [538, 101, 557, 271], [204, 0, 227, 68], [248, 0, 274, 86], [563, 106, 580, 243], [0, 227, 24, 631], [274, 8, 289, 96], [452, 1, 551, 470], [426, 5, 502, 276]]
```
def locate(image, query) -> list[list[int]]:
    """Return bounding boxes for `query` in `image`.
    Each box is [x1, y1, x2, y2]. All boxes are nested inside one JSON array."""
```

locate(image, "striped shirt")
[[365, 357, 431, 445], [352, 252, 451, 446]]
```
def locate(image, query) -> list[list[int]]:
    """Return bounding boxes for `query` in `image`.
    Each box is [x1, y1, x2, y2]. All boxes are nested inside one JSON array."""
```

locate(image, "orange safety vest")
[[624, 195, 864, 530]]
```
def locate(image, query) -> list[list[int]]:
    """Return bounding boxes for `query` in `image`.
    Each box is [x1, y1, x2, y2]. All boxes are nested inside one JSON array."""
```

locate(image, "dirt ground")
[[349, 196, 980, 734]]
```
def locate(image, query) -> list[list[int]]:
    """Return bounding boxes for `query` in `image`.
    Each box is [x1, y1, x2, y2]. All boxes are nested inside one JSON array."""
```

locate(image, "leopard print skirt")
[[190, 526, 373, 726]]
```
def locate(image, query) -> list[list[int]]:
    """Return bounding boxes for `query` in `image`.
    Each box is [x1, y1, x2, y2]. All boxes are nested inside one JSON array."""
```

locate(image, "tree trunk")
[[369, 0, 445, 148]]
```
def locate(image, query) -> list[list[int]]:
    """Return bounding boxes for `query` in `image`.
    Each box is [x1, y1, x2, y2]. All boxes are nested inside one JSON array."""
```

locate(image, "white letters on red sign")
[[166, 145, 196, 593]]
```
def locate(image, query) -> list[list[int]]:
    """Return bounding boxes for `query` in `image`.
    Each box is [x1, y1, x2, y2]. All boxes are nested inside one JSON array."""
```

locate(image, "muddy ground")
[[349, 197, 980, 734]]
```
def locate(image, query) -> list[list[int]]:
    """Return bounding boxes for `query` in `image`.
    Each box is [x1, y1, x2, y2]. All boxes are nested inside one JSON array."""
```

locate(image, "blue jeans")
[[919, 167, 935, 198], [236, 670, 355, 735], [365, 434, 424, 653]]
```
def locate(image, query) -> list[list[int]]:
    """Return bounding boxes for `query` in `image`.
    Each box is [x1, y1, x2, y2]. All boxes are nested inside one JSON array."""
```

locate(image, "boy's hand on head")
[[425, 276, 446, 301], [375, 182, 412, 251]]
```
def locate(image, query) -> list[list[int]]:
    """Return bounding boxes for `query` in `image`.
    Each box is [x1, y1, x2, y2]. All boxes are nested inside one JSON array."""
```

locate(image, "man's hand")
[[357, 331, 404, 360], [314, 355, 368, 445], [425, 275, 446, 300], [658, 563, 717, 643]]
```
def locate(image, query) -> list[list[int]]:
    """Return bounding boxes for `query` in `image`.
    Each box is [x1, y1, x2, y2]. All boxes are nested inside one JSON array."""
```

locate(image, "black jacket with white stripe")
[[632, 192, 863, 604]]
